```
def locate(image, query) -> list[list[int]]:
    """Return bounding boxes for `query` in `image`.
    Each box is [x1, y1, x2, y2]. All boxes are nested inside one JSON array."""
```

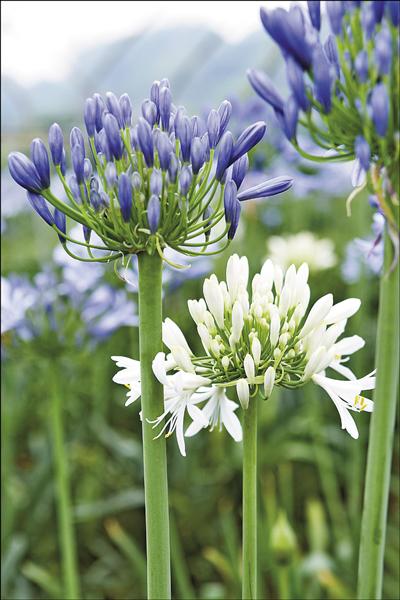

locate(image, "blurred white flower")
[[265, 232, 337, 272]]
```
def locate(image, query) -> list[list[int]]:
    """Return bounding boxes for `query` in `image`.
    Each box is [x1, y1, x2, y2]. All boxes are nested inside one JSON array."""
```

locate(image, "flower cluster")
[[8, 80, 292, 265], [113, 255, 375, 455], [248, 1, 399, 233]]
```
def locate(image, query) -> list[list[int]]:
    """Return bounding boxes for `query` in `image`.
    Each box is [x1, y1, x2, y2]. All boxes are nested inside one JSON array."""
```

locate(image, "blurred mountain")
[[2, 25, 279, 133]]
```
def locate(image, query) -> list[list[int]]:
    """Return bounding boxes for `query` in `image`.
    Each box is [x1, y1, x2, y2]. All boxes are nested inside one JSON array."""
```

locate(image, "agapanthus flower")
[[8, 80, 292, 267], [248, 2, 399, 238], [112, 255, 375, 455], [265, 232, 337, 272]]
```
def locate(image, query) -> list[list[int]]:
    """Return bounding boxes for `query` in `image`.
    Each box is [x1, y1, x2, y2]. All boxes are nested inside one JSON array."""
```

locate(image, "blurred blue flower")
[[341, 213, 385, 282]]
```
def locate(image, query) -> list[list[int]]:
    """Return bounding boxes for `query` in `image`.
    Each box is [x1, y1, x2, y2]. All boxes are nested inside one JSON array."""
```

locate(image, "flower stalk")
[[138, 252, 171, 599], [357, 227, 399, 599], [49, 367, 80, 599], [242, 395, 258, 600]]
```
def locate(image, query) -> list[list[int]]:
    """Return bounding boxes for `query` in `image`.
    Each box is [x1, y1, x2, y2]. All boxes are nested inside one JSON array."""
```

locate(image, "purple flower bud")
[[229, 200, 241, 240], [132, 172, 142, 190], [237, 176, 293, 201], [371, 83, 389, 137], [217, 100, 232, 143], [260, 6, 313, 70], [150, 169, 163, 196], [190, 136, 205, 174], [137, 117, 154, 167], [83, 225, 91, 243], [60, 149, 66, 176], [355, 136, 370, 172], [232, 154, 249, 189], [70, 127, 85, 154], [54, 208, 66, 243], [103, 112, 123, 160], [159, 86, 172, 131], [93, 93, 106, 132], [106, 91, 124, 128], [90, 189, 102, 212], [156, 132, 173, 171], [8, 152, 43, 192], [26, 191, 54, 225], [283, 95, 299, 140], [247, 69, 284, 114], [84, 98, 97, 137], [71, 144, 85, 184], [286, 56, 309, 111], [176, 115, 192, 162], [68, 174, 81, 202], [191, 115, 206, 138], [83, 158, 92, 180], [375, 27, 392, 75], [142, 99, 158, 128], [105, 162, 117, 187], [324, 35, 340, 78], [147, 194, 161, 233], [203, 205, 212, 241], [119, 93, 133, 128], [326, 1, 344, 35], [216, 131, 234, 181], [160, 78, 170, 89], [90, 176, 100, 192], [231, 121, 266, 164], [201, 133, 211, 162], [307, 1, 321, 30], [207, 109, 220, 149], [224, 180, 237, 223], [48, 123, 64, 166], [355, 50, 369, 82], [97, 129, 112, 162], [312, 45, 334, 112], [361, 4, 377, 38], [150, 81, 160, 119], [100, 191, 110, 207], [179, 166, 192, 196], [168, 154, 179, 183], [30, 138, 50, 189], [118, 172, 132, 222], [372, 0, 385, 23], [130, 126, 139, 151]]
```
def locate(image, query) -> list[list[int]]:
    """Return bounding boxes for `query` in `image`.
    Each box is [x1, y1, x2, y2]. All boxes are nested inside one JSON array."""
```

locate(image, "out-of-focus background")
[[1, 2, 398, 599]]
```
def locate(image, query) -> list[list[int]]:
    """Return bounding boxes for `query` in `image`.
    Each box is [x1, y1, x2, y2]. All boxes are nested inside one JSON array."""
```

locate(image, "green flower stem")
[[138, 252, 171, 600], [242, 397, 258, 600], [357, 228, 400, 600], [50, 368, 80, 599]]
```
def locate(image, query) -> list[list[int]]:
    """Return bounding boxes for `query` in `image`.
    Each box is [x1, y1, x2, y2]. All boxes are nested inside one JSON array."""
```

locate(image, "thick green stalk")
[[50, 368, 80, 599], [242, 398, 258, 600], [357, 229, 400, 599], [138, 252, 171, 600]]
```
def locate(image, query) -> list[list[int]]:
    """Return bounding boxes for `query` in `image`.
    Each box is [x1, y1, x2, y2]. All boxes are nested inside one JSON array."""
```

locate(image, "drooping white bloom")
[[185, 386, 242, 442]]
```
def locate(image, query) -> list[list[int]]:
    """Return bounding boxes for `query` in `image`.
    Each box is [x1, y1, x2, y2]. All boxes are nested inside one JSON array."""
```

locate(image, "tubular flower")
[[8, 81, 292, 265], [112, 255, 375, 454], [249, 1, 399, 239]]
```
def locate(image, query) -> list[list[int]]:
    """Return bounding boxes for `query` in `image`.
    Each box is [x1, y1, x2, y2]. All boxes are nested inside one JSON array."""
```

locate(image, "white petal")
[[111, 356, 141, 372], [162, 318, 191, 354], [171, 346, 195, 373], [187, 403, 209, 427], [175, 407, 187, 456], [300, 294, 333, 337], [334, 335, 365, 357], [236, 379, 249, 409], [152, 352, 169, 384], [221, 401, 243, 442], [185, 419, 205, 437], [328, 361, 357, 381], [325, 298, 361, 325]]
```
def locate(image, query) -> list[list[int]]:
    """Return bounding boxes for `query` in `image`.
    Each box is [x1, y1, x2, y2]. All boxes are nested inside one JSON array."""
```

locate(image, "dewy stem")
[[49, 367, 80, 599], [242, 396, 258, 600], [357, 227, 400, 600], [138, 252, 171, 600]]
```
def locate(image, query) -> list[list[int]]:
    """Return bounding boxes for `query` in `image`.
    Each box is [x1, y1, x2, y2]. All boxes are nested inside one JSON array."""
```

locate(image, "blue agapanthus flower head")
[[8, 80, 292, 267]]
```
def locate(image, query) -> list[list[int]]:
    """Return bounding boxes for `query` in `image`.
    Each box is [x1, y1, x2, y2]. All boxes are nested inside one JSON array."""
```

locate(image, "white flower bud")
[[273, 347, 282, 361], [279, 284, 292, 317], [251, 336, 262, 366], [198, 323, 212, 351], [239, 290, 250, 314], [260, 259, 274, 291], [300, 294, 333, 338], [274, 265, 283, 294], [171, 345, 195, 373], [303, 347, 327, 380], [231, 301, 244, 344], [187, 298, 207, 324], [227, 254, 248, 302], [203, 274, 225, 328], [263, 366, 275, 398], [219, 281, 232, 311], [221, 355, 230, 370], [210, 338, 221, 357], [244, 354, 255, 380], [279, 332, 290, 348], [294, 263, 309, 304], [269, 305, 280, 347], [236, 378, 249, 409]]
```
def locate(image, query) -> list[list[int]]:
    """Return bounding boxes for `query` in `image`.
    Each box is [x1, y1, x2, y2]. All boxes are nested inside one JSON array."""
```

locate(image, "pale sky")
[[1, 0, 298, 86]]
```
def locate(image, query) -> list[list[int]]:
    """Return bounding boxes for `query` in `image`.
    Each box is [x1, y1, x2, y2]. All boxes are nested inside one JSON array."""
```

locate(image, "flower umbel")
[[112, 255, 375, 454], [8, 81, 292, 265]]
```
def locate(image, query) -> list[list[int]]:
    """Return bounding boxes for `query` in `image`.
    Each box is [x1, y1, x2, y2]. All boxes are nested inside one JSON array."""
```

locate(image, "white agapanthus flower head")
[[112, 254, 375, 455], [266, 232, 337, 272]]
